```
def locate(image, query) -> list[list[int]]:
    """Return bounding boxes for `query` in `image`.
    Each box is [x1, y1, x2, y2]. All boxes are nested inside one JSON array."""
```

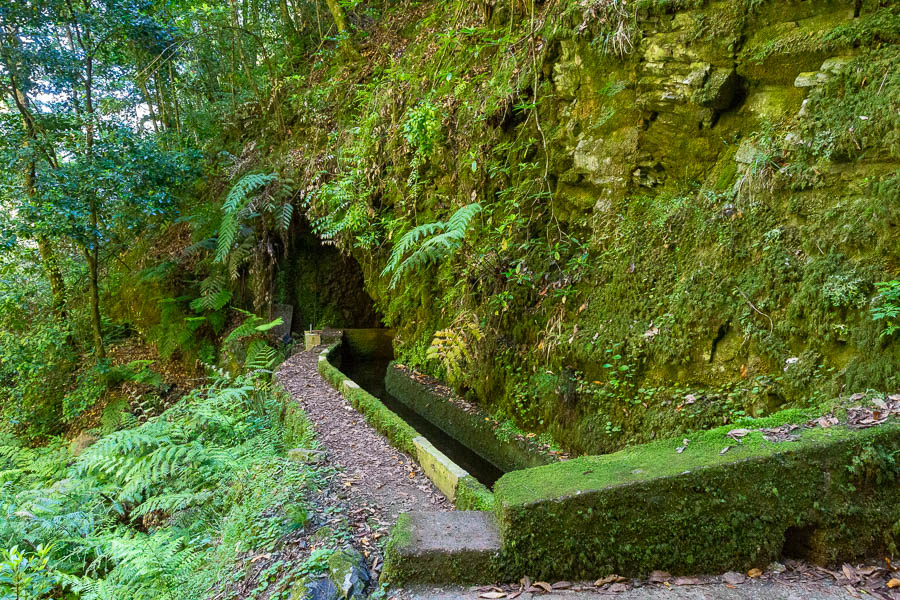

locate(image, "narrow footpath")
[[276, 347, 450, 525]]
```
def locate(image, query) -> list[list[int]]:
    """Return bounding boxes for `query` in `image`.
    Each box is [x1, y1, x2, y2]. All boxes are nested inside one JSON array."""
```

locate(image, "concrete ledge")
[[382, 511, 502, 585], [413, 436, 467, 501], [495, 421, 900, 580]]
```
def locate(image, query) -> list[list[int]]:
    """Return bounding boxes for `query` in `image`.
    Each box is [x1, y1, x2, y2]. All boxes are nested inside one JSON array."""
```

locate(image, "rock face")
[[289, 577, 340, 600], [304, 0, 900, 454], [288, 548, 370, 600]]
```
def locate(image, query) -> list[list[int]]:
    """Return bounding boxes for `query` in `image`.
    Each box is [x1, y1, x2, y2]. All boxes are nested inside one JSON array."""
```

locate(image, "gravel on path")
[[276, 347, 450, 527]]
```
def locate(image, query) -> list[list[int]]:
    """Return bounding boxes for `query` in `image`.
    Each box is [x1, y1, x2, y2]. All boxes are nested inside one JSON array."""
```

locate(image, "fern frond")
[[131, 491, 214, 520], [215, 172, 278, 263], [445, 202, 482, 237], [382, 203, 481, 288], [190, 274, 231, 313], [277, 202, 293, 232], [221, 173, 278, 214], [244, 340, 276, 371]]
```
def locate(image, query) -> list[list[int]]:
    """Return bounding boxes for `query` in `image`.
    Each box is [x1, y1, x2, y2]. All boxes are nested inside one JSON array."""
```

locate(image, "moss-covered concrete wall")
[[385, 365, 554, 472], [494, 421, 900, 579]]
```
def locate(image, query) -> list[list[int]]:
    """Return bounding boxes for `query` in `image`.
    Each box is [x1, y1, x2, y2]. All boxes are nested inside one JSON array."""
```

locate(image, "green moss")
[[495, 421, 900, 579], [343, 383, 419, 456], [455, 475, 495, 512], [317, 342, 419, 456], [379, 513, 413, 585], [316, 344, 347, 390]]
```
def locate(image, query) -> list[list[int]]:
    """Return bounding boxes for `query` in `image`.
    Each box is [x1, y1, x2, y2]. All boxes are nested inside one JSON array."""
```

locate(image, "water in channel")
[[338, 353, 504, 489]]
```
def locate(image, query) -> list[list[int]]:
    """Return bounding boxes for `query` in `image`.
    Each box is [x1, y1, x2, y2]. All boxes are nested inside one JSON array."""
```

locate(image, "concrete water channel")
[[316, 329, 900, 587], [338, 351, 504, 488]]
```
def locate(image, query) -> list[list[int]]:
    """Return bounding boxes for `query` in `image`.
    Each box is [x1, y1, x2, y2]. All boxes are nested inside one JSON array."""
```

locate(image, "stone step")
[[381, 511, 501, 585]]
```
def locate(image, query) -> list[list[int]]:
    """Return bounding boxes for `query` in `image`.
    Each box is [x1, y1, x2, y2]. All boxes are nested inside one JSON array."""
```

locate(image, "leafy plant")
[[0, 544, 55, 600], [871, 281, 900, 337], [402, 100, 443, 156], [382, 203, 482, 288], [216, 172, 281, 264], [427, 312, 483, 383]]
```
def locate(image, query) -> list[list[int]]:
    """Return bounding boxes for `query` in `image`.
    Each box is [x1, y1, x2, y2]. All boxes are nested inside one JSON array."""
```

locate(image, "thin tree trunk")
[[84, 245, 105, 359], [137, 74, 160, 134], [74, 2, 106, 360], [1, 48, 68, 317], [324, 0, 347, 33], [169, 60, 180, 134], [279, 0, 299, 45], [36, 236, 67, 319]]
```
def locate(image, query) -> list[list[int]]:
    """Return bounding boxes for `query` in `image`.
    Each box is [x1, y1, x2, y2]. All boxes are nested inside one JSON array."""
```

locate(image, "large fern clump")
[[1, 363, 317, 600], [382, 202, 482, 288]]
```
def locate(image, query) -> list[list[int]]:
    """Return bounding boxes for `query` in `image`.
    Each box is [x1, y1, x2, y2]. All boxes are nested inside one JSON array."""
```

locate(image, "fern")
[[189, 275, 231, 313], [215, 172, 278, 263], [278, 202, 293, 232], [244, 339, 277, 371], [2, 349, 307, 600], [426, 312, 484, 384], [382, 203, 481, 288], [223, 311, 283, 345]]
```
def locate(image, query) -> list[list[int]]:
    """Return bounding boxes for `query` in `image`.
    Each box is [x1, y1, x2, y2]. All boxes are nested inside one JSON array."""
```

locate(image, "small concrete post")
[[304, 330, 321, 351]]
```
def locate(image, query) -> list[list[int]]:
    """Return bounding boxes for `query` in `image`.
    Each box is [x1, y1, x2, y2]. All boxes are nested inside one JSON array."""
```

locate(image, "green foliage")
[[216, 173, 280, 264], [798, 49, 900, 161], [1, 367, 317, 600], [426, 313, 483, 385], [190, 274, 232, 313], [0, 544, 55, 600], [382, 203, 482, 288], [402, 101, 443, 156], [0, 253, 75, 435], [872, 281, 900, 338]]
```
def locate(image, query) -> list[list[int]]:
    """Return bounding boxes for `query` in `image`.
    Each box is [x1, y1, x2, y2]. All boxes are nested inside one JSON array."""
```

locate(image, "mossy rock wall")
[[276, 224, 381, 332], [276, 0, 900, 454], [494, 422, 900, 580]]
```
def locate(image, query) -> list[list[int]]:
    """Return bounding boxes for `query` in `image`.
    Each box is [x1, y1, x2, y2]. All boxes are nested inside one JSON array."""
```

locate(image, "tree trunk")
[[10, 80, 68, 318], [137, 73, 160, 134], [36, 236, 67, 319], [84, 245, 105, 360], [81, 30, 106, 360], [324, 0, 347, 33]]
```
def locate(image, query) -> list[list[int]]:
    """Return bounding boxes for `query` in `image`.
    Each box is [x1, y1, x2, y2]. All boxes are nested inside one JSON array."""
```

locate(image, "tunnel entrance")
[[276, 220, 382, 334]]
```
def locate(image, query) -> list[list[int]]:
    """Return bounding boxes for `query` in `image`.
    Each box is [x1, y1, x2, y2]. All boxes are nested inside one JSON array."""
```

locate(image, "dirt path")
[[276, 347, 450, 527], [400, 580, 860, 600]]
